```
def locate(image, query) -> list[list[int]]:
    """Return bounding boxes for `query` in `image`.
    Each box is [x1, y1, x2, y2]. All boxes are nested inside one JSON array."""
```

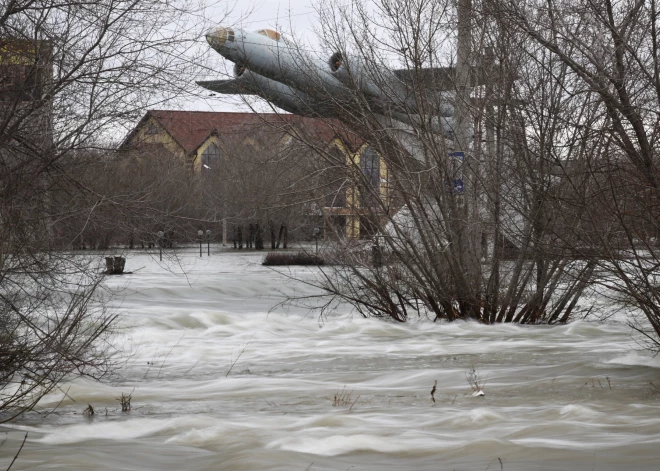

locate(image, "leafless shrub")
[[466, 367, 486, 397], [331, 386, 360, 410], [332, 386, 354, 407], [0, 0, 227, 423], [578, 378, 607, 391], [263, 252, 324, 266], [117, 391, 133, 412], [82, 404, 95, 417], [1, 275, 117, 423], [268, 0, 599, 327], [492, 0, 660, 349]]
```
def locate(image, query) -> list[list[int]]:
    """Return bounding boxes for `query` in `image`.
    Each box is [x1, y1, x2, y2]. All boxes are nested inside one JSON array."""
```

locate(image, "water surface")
[[2, 250, 659, 470]]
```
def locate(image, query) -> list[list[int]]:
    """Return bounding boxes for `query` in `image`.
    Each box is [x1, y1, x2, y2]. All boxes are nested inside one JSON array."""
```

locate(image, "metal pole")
[[455, 0, 480, 283], [313, 227, 320, 254], [455, 0, 472, 156], [208, 235, 210, 256]]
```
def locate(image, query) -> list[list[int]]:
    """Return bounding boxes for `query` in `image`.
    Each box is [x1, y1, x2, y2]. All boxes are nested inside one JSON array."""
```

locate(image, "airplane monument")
[[198, 27, 459, 142]]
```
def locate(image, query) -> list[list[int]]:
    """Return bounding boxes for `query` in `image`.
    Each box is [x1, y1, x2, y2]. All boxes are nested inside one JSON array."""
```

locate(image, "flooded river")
[[2, 250, 660, 470]]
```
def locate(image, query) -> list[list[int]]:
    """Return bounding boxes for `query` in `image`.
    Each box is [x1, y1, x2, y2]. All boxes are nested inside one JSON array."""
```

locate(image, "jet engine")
[[328, 52, 455, 118]]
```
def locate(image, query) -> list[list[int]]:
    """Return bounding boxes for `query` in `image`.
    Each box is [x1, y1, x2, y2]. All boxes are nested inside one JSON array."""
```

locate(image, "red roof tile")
[[122, 110, 364, 154]]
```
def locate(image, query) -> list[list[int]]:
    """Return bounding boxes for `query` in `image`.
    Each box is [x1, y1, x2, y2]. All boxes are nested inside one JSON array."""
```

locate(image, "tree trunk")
[[269, 220, 276, 249]]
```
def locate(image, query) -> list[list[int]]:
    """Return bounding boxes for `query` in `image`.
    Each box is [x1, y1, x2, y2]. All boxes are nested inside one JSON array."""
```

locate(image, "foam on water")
[[559, 403, 600, 419], [34, 416, 219, 445], [268, 433, 436, 456], [606, 350, 660, 368]]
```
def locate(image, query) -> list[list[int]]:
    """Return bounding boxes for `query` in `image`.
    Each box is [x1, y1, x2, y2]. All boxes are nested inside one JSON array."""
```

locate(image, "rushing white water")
[[2, 249, 660, 470]]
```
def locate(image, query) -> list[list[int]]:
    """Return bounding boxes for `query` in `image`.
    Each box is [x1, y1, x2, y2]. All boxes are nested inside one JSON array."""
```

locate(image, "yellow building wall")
[[127, 120, 388, 240], [130, 117, 186, 160], [242, 136, 261, 150], [323, 139, 388, 239], [192, 135, 263, 174]]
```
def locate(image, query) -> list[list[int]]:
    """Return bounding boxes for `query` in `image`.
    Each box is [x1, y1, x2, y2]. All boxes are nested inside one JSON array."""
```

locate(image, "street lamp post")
[[206, 229, 211, 256], [312, 227, 320, 254], [157, 231, 164, 261], [198, 229, 203, 257]]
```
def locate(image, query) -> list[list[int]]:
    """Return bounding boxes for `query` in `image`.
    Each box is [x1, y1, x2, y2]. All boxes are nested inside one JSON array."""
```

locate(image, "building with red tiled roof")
[[120, 110, 364, 171], [120, 110, 386, 238]]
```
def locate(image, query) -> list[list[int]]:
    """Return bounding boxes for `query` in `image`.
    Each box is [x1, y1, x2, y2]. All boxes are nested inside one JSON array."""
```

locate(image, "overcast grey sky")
[[228, 0, 319, 34]]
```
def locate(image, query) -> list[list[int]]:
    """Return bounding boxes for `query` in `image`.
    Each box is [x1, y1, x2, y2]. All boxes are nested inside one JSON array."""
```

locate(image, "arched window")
[[360, 147, 380, 207], [145, 123, 161, 135], [360, 147, 380, 188], [201, 142, 220, 172]]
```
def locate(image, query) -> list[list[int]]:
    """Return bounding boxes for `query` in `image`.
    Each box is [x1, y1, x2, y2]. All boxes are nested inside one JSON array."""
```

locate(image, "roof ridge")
[[150, 110, 283, 116], [122, 110, 365, 155]]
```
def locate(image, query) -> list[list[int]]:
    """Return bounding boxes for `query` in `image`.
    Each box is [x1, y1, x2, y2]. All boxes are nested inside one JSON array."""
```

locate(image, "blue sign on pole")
[[449, 151, 465, 194]]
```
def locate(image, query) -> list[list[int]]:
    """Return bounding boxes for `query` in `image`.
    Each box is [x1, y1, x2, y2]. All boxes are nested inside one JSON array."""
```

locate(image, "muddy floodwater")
[[2, 250, 660, 470]]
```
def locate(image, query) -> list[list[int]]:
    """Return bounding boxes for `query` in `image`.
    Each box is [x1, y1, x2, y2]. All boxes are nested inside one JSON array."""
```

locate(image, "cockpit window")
[[257, 29, 281, 41]]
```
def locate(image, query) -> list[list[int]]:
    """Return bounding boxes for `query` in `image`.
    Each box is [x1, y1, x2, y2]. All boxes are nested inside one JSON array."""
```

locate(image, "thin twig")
[[484, 457, 504, 471], [57, 385, 76, 403], [226, 333, 255, 377], [43, 386, 72, 418], [349, 395, 360, 411], [157, 336, 184, 379], [143, 348, 159, 379], [6, 432, 27, 471]]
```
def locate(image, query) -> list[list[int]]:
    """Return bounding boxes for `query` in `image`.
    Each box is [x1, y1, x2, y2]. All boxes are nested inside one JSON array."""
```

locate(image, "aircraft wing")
[[196, 79, 258, 95]]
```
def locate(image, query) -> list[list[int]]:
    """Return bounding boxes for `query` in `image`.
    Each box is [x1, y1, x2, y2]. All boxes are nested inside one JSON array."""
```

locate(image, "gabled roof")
[[120, 110, 365, 155]]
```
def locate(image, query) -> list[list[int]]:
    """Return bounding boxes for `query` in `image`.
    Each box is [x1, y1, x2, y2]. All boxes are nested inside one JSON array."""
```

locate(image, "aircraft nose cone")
[[206, 27, 229, 50]]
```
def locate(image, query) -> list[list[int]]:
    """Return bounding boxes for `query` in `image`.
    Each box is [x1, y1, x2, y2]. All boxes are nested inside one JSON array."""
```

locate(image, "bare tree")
[[265, 0, 598, 324], [491, 0, 660, 348], [0, 0, 225, 421]]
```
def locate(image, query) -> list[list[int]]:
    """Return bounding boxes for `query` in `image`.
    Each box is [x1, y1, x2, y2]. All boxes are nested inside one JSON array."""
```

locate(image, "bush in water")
[[263, 252, 324, 266]]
